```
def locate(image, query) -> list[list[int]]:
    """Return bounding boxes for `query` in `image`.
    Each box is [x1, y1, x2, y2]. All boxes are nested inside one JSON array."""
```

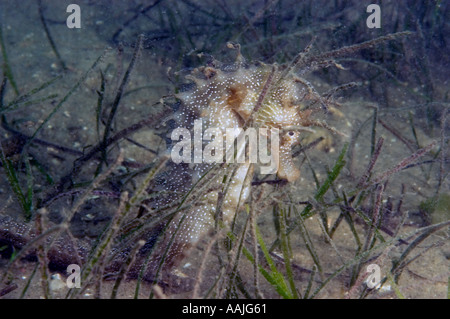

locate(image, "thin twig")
[[373, 141, 436, 185], [358, 137, 384, 188], [37, 0, 67, 71], [101, 35, 144, 166]]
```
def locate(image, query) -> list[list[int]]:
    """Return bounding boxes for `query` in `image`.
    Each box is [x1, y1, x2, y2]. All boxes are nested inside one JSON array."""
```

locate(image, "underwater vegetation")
[[0, 0, 448, 299]]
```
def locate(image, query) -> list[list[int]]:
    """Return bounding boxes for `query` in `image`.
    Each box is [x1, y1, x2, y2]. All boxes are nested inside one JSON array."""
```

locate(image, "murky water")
[[0, 0, 448, 299]]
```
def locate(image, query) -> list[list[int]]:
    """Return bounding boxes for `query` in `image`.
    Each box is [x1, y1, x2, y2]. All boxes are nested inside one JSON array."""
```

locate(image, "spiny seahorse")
[[136, 43, 339, 282], [3, 37, 385, 291]]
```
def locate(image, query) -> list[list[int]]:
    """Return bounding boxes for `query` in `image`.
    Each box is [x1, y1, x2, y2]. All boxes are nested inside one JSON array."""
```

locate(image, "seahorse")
[[130, 43, 338, 284], [0, 43, 340, 293]]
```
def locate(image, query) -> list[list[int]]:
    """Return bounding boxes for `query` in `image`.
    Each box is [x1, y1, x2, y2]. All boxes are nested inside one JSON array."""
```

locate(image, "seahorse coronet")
[[148, 45, 335, 276]]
